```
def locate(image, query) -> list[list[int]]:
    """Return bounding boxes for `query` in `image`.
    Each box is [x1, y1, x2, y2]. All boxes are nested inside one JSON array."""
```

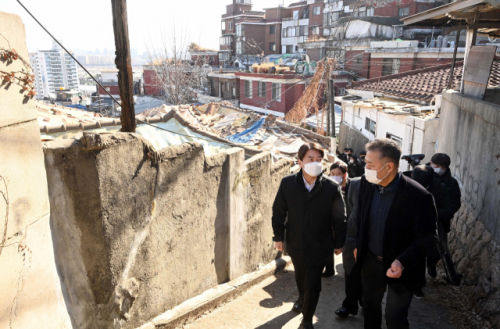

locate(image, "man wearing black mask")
[[339, 148, 350, 163], [272, 143, 347, 329], [427, 153, 461, 278], [359, 151, 367, 167], [411, 165, 454, 299], [354, 138, 437, 329]]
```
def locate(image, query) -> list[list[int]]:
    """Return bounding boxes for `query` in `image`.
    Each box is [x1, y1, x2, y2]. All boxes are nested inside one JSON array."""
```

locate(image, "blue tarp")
[[226, 118, 265, 144], [65, 104, 88, 111]]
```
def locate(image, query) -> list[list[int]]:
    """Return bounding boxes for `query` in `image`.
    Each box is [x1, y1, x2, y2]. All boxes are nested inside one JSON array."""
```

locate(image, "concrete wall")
[[0, 12, 72, 329], [437, 90, 500, 327], [338, 122, 370, 156], [43, 132, 291, 328]]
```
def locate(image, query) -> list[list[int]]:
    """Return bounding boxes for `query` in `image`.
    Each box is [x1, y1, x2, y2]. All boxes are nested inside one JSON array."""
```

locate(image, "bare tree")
[[146, 28, 209, 105]]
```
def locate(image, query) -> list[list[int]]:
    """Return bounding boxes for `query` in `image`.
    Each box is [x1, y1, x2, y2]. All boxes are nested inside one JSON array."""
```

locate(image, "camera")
[[401, 154, 425, 168]]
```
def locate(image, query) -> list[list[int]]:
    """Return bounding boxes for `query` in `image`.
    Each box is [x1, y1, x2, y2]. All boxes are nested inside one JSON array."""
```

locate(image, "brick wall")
[[243, 24, 266, 55], [264, 24, 282, 55], [308, 2, 324, 26], [307, 48, 322, 61], [143, 69, 163, 96], [368, 58, 384, 79], [98, 85, 119, 96], [345, 50, 370, 79]]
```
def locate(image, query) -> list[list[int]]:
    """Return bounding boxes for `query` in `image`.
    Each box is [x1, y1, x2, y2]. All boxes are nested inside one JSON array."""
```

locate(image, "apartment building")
[[29, 41, 79, 99]]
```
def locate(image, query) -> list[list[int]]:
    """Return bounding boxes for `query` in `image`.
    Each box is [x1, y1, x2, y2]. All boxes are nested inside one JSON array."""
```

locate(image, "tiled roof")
[[350, 56, 500, 104], [241, 10, 265, 15], [288, 1, 307, 7]]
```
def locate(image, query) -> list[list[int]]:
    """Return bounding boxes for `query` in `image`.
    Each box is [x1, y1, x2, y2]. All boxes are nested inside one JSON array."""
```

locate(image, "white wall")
[[341, 101, 439, 171]]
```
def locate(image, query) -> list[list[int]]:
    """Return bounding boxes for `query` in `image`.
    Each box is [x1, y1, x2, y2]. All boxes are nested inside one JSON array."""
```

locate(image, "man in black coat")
[[411, 165, 454, 299], [272, 143, 347, 329], [353, 138, 437, 329], [428, 153, 461, 277], [335, 176, 363, 318]]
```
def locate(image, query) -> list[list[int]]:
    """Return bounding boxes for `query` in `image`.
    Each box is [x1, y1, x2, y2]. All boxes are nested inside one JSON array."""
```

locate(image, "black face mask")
[[360, 157, 365, 161], [347, 154, 352, 157]]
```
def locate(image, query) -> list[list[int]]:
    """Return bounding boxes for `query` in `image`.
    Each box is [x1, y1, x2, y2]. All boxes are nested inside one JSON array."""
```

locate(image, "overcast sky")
[[0, 0, 294, 54]]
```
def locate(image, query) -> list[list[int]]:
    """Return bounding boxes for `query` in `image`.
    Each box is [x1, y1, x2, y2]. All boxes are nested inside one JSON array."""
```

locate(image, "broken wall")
[[0, 12, 72, 329], [437, 90, 500, 328], [44, 132, 291, 329], [338, 122, 370, 157]]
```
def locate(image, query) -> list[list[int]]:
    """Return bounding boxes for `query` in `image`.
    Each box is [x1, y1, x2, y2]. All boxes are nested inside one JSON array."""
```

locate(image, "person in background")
[[272, 143, 347, 329], [348, 155, 364, 178], [411, 165, 454, 299], [354, 138, 437, 329], [339, 148, 350, 163], [335, 176, 363, 318], [359, 151, 367, 168], [427, 153, 461, 278], [323, 161, 351, 277]]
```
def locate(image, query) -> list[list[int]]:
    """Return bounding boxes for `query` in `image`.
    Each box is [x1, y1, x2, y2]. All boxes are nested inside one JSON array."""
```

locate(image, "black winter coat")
[[343, 177, 361, 275], [355, 174, 437, 290], [272, 170, 347, 267], [428, 176, 454, 229], [436, 168, 461, 232]]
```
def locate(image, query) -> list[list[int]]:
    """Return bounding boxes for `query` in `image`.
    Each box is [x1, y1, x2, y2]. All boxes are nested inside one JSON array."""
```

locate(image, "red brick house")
[[190, 48, 219, 66]]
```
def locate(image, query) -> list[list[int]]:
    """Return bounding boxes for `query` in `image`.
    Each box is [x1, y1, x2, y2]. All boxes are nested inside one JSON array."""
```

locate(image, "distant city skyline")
[[0, 0, 294, 55]]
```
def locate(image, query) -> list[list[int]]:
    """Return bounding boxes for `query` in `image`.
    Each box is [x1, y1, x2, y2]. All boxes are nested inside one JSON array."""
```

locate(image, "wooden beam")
[[402, 0, 485, 26], [111, 0, 136, 133], [448, 28, 461, 90]]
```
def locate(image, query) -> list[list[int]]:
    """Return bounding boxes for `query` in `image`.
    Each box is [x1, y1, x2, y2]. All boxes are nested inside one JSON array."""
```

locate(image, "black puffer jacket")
[[272, 170, 347, 267], [436, 168, 461, 232]]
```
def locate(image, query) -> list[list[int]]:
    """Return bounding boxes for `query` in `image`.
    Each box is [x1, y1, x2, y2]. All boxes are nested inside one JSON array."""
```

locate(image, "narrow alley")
[[183, 255, 457, 329]]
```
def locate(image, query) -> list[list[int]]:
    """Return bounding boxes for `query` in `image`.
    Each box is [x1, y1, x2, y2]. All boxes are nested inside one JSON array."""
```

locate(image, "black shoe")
[[414, 288, 425, 300], [427, 265, 437, 279], [335, 307, 357, 317], [322, 270, 335, 277], [292, 299, 303, 313], [299, 320, 314, 329]]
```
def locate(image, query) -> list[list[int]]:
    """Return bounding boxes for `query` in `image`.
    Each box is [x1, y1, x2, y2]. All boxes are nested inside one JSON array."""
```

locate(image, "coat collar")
[[295, 169, 324, 195]]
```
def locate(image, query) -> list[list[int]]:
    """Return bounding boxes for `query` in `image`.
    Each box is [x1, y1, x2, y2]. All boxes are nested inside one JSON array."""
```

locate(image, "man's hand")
[[334, 248, 343, 255], [354, 248, 357, 261], [275, 241, 283, 252], [386, 259, 404, 278]]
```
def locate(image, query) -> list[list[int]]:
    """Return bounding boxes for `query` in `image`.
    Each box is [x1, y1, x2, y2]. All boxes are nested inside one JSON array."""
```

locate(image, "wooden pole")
[[111, 0, 136, 132], [447, 26, 461, 90], [329, 79, 336, 137]]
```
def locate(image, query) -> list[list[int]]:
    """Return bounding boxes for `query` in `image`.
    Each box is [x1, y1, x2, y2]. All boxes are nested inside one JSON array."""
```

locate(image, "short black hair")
[[330, 161, 347, 174], [431, 153, 451, 168], [347, 148, 353, 152], [343, 148, 349, 151], [365, 138, 402, 167], [298, 142, 325, 161], [360, 150, 366, 156], [412, 165, 434, 187]]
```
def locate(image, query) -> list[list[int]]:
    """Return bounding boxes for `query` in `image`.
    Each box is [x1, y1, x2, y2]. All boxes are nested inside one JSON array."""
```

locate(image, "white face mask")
[[433, 167, 445, 176], [331, 175, 343, 183], [303, 162, 323, 177], [350, 159, 355, 164], [365, 163, 390, 185]]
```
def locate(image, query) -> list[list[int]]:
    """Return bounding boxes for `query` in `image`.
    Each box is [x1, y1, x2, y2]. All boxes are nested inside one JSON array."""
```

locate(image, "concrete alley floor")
[[183, 254, 456, 329]]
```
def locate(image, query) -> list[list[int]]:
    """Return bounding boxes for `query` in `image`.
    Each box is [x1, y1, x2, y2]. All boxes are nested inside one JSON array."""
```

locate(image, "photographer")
[[411, 165, 454, 299], [348, 155, 364, 178]]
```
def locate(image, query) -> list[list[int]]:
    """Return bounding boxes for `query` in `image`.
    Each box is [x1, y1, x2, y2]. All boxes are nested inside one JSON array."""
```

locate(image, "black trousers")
[[324, 252, 334, 273], [342, 263, 363, 313], [427, 222, 449, 269], [291, 256, 326, 323], [361, 252, 414, 329]]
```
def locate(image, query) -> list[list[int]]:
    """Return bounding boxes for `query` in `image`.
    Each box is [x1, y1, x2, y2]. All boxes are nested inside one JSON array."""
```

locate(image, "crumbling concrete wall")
[[0, 12, 72, 329], [437, 90, 500, 328], [243, 153, 291, 273], [338, 122, 370, 156], [44, 131, 291, 328]]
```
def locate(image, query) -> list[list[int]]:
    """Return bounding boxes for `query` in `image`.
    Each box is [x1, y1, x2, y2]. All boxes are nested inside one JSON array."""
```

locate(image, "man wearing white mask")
[[353, 138, 437, 329], [272, 143, 347, 329]]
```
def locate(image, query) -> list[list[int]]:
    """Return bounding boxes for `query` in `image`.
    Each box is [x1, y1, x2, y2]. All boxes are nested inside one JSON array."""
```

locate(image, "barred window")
[[272, 83, 281, 102], [258, 81, 266, 98]]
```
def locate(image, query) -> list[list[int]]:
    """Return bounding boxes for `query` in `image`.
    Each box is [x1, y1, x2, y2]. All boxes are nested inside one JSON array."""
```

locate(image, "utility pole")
[[111, 0, 136, 132], [328, 79, 336, 137]]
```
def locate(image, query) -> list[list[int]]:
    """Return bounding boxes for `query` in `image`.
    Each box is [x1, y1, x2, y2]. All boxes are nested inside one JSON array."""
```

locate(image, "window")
[[293, 10, 299, 20], [270, 25, 276, 34], [288, 26, 296, 37], [236, 24, 245, 37], [233, 87, 236, 97], [367, 6, 374, 16], [221, 21, 225, 30], [365, 117, 376, 134], [386, 133, 402, 145], [219, 52, 230, 61], [286, 45, 293, 53], [299, 26, 307, 36], [236, 41, 243, 55], [338, 88, 346, 95], [382, 58, 401, 76], [282, 28, 288, 37], [245, 80, 252, 98], [269, 42, 276, 52], [226, 82, 230, 91], [356, 55, 363, 64], [219, 36, 232, 45], [311, 27, 320, 35], [313, 6, 321, 15], [258, 81, 266, 98], [399, 6, 410, 16], [229, 22, 233, 30], [272, 83, 281, 101]]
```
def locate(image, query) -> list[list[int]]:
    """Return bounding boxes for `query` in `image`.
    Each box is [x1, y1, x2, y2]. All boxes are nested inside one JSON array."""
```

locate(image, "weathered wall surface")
[[44, 132, 291, 328], [338, 122, 370, 156], [0, 12, 72, 329], [437, 90, 500, 327], [243, 153, 291, 273]]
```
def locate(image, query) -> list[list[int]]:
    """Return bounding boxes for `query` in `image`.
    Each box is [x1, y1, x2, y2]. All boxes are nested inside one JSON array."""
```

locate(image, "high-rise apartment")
[[29, 41, 80, 99]]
